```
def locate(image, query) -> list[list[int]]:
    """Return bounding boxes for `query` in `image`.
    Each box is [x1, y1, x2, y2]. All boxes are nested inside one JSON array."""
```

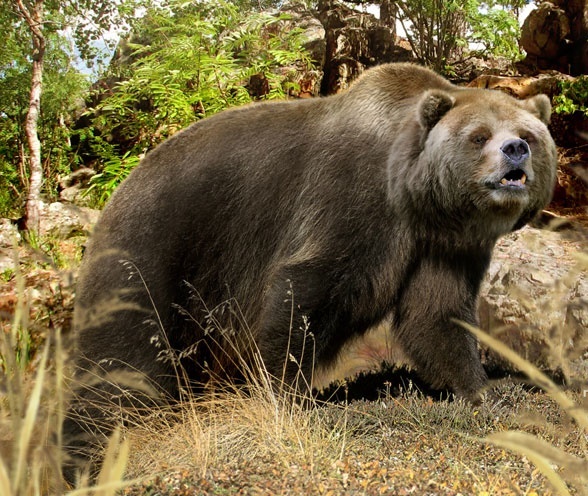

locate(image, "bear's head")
[[391, 87, 558, 237]]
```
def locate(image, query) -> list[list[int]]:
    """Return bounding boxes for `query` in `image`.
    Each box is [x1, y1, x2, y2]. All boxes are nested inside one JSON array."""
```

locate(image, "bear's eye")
[[520, 133, 536, 145], [471, 134, 489, 146]]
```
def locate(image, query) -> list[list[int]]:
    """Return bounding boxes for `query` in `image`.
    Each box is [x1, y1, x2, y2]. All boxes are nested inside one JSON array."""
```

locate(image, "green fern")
[[83, 1, 314, 204]]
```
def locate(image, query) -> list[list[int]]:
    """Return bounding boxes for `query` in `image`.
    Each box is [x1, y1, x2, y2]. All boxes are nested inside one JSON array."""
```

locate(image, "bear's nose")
[[500, 138, 530, 166]]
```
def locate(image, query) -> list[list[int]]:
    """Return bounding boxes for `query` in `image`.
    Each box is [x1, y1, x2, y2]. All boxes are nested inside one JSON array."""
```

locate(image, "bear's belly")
[[312, 320, 411, 390]]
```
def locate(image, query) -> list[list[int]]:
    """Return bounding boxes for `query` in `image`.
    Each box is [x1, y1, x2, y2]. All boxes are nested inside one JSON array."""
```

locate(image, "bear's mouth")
[[496, 169, 527, 190]]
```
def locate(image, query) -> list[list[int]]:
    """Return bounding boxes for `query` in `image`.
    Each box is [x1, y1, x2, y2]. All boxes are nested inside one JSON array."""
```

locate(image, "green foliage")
[[86, 150, 142, 205], [0, 30, 89, 216], [86, 0, 314, 205], [230, 0, 283, 10], [393, 0, 523, 72], [0, 265, 32, 372], [40, 47, 90, 196], [0, 267, 15, 282], [23, 228, 84, 269], [468, 4, 522, 61], [0, 159, 21, 218], [0, 0, 150, 217], [0, 7, 30, 216], [553, 76, 588, 116]]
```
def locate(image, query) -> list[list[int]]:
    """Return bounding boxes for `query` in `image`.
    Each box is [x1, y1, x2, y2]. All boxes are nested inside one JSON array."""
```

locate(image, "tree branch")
[[13, 0, 44, 42]]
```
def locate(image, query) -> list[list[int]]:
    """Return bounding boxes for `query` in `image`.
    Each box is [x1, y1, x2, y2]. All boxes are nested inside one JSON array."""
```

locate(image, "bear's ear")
[[524, 94, 552, 125], [418, 90, 455, 131]]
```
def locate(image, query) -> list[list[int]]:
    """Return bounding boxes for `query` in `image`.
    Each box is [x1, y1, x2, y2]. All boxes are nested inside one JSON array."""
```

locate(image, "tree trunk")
[[15, 0, 46, 234], [380, 0, 397, 37], [567, 0, 588, 75]]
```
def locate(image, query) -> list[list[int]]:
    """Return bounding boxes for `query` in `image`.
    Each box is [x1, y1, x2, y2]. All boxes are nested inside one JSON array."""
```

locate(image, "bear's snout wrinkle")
[[500, 138, 530, 167]]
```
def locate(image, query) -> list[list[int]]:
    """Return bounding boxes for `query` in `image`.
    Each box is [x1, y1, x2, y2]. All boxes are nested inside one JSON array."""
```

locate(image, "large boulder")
[[521, 2, 570, 61], [38, 202, 99, 239], [480, 225, 588, 382]]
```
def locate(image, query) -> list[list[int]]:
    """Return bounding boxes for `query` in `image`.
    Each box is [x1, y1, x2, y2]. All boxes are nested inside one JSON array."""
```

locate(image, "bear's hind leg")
[[255, 263, 341, 395]]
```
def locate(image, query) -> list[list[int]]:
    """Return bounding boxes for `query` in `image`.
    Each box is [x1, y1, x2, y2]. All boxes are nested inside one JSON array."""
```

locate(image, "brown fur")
[[64, 63, 557, 480]]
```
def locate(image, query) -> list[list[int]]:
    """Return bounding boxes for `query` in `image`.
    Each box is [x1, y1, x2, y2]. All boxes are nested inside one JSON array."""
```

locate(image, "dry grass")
[[0, 232, 586, 495], [467, 326, 588, 494], [0, 252, 132, 495], [125, 386, 348, 481], [119, 378, 587, 495]]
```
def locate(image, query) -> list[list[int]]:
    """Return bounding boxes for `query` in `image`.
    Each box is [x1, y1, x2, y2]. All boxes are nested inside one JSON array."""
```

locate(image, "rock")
[[0, 219, 20, 249], [0, 219, 21, 273], [317, 0, 413, 94], [479, 225, 588, 384], [564, 0, 588, 76], [521, 2, 570, 61], [58, 167, 96, 206], [519, 1, 588, 75], [39, 202, 100, 239], [244, 3, 326, 99], [0, 199, 99, 282], [281, 2, 326, 67], [59, 167, 96, 190], [467, 72, 572, 99]]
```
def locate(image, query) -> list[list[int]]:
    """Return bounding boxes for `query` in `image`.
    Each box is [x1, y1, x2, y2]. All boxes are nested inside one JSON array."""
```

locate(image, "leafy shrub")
[[87, 150, 142, 206], [0, 159, 22, 217], [553, 76, 588, 116], [468, 4, 522, 61], [394, 0, 523, 73]]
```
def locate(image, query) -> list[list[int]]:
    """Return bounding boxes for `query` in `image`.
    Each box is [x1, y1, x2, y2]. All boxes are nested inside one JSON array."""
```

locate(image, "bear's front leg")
[[393, 257, 489, 402]]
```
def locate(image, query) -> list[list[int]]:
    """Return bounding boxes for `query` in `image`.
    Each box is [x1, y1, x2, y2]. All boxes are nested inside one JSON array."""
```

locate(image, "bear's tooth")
[[521, 174, 527, 185], [500, 178, 508, 185]]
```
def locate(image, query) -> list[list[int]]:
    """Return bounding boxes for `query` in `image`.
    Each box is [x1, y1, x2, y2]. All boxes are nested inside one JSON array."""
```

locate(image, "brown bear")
[[64, 62, 557, 480]]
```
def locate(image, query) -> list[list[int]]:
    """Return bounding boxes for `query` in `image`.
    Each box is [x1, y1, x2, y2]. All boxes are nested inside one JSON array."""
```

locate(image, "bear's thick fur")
[[64, 63, 557, 478]]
